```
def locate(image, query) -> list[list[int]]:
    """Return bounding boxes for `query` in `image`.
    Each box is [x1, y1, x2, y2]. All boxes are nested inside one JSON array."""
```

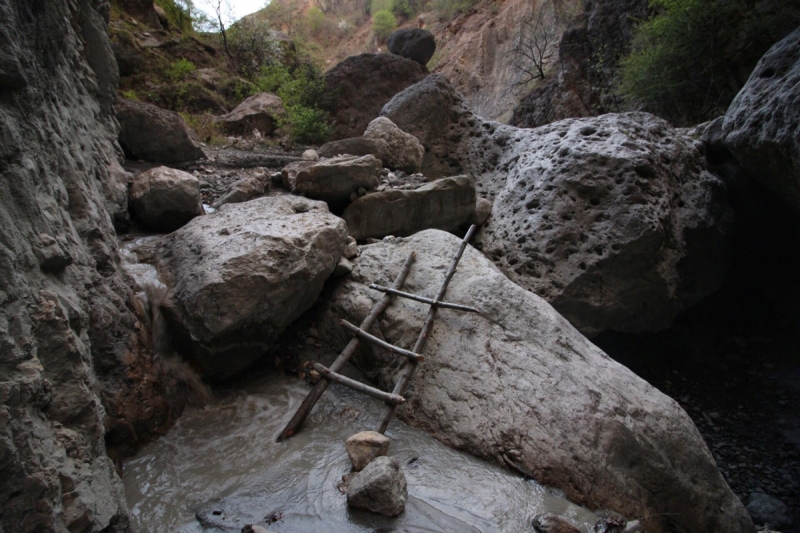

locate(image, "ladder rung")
[[369, 284, 480, 313], [312, 363, 406, 405], [340, 320, 424, 362]]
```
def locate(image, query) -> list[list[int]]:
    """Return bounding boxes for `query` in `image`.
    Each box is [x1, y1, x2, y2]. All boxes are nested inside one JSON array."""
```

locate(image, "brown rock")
[[130, 166, 204, 232], [532, 513, 580, 533], [345, 431, 391, 471], [363, 117, 424, 174], [291, 155, 381, 210], [346, 456, 407, 516], [317, 137, 391, 162], [216, 92, 285, 136]]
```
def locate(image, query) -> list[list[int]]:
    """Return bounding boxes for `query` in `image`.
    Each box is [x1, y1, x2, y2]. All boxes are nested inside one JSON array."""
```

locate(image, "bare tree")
[[203, 0, 235, 56], [511, 4, 559, 85]]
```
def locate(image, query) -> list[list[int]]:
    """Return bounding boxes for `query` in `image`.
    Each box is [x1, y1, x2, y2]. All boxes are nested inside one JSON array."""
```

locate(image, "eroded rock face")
[[1, 0, 191, 530], [346, 456, 407, 516], [317, 230, 753, 533], [130, 166, 204, 232], [723, 27, 800, 214], [383, 76, 732, 335], [160, 196, 347, 380], [387, 28, 436, 66], [116, 98, 206, 163], [342, 176, 476, 239], [216, 92, 285, 136], [363, 117, 424, 174], [323, 53, 427, 139]]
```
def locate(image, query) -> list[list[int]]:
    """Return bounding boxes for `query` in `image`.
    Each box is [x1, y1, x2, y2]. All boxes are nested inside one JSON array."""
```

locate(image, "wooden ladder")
[[276, 225, 479, 442]]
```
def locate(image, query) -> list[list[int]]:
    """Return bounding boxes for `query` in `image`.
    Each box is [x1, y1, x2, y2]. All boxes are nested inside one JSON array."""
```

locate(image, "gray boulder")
[[383, 76, 732, 336], [280, 160, 315, 191], [290, 155, 382, 210], [346, 456, 407, 516], [115, 98, 205, 164], [363, 117, 424, 174], [317, 230, 753, 533], [723, 27, 800, 214], [212, 173, 268, 208], [317, 137, 391, 161], [387, 28, 436, 67], [216, 92, 285, 136], [160, 196, 347, 380], [342, 176, 476, 239], [130, 166, 204, 232], [746, 492, 791, 529]]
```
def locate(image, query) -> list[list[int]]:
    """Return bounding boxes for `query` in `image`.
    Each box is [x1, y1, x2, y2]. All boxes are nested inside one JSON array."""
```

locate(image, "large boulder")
[[289, 154, 382, 211], [317, 137, 391, 161], [723, 27, 800, 214], [387, 28, 436, 66], [346, 456, 407, 516], [383, 76, 733, 336], [323, 53, 428, 139], [342, 176, 476, 239], [130, 166, 204, 232], [216, 92, 285, 136], [160, 196, 347, 380], [317, 230, 753, 533], [115, 98, 206, 164], [363, 117, 424, 174]]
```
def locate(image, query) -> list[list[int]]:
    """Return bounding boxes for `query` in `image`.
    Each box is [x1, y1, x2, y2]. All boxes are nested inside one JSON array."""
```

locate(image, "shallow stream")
[[122, 373, 598, 532]]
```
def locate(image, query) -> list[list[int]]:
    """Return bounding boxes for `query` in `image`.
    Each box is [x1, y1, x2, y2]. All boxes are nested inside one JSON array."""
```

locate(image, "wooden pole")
[[368, 284, 480, 314], [375, 225, 477, 434], [340, 320, 424, 362], [312, 364, 406, 405], [276, 250, 416, 441]]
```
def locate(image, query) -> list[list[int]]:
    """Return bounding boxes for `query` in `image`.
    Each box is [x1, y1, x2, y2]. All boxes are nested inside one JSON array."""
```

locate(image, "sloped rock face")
[[323, 53, 427, 139], [1, 0, 191, 530], [317, 230, 753, 533], [116, 98, 206, 163], [130, 166, 204, 232], [216, 92, 285, 136], [723, 27, 800, 214], [160, 196, 347, 380], [342, 176, 476, 239], [383, 76, 732, 335]]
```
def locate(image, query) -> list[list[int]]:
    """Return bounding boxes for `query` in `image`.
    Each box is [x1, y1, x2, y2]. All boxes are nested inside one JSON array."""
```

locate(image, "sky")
[[229, 0, 268, 20]]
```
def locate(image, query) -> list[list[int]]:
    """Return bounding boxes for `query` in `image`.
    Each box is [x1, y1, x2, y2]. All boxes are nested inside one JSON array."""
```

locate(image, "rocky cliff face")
[[0, 0, 188, 530]]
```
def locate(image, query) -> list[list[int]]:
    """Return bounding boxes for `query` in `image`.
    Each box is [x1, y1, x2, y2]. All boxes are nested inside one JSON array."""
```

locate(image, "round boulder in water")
[[387, 28, 436, 67]]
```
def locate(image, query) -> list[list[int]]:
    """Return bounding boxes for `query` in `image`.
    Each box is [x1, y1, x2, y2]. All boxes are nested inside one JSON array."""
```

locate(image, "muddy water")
[[122, 372, 598, 532]]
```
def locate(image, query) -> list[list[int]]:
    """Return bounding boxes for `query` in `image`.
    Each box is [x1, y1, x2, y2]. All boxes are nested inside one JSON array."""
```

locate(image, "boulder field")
[[316, 230, 753, 533], [382, 75, 732, 336]]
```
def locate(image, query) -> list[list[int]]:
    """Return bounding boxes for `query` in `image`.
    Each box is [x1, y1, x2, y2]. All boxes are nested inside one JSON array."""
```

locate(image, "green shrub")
[[166, 58, 196, 81], [431, 0, 479, 20], [284, 105, 334, 144], [392, 0, 413, 17], [617, 0, 800, 125], [372, 10, 397, 41], [121, 89, 139, 101], [307, 6, 325, 34]]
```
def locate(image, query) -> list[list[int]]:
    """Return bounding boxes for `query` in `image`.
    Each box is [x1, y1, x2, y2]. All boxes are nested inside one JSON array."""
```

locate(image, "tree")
[[372, 9, 396, 41], [202, 0, 235, 56], [227, 18, 284, 78], [511, 4, 558, 85]]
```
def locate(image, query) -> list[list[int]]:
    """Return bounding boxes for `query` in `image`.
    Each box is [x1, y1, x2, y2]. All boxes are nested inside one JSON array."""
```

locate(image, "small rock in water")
[[308, 369, 320, 384], [241, 525, 276, 533], [346, 430, 391, 471], [346, 456, 407, 516], [302, 149, 319, 161], [532, 513, 580, 533]]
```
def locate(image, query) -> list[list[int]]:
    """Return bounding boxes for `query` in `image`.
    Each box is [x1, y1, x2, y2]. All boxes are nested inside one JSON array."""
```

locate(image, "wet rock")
[[387, 28, 436, 66], [212, 173, 268, 208], [130, 166, 204, 232], [116, 98, 206, 164], [363, 117, 424, 174], [532, 513, 580, 533], [323, 53, 427, 139], [302, 149, 319, 161], [467, 197, 492, 226], [290, 155, 382, 210], [216, 92, 285, 136], [345, 431, 391, 471], [342, 176, 476, 239], [383, 76, 732, 336], [723, 27, 800, 214], [160, 196, 347, 380], [346, 456, 407, 516], [317, 137, 391, 162], [318, 230, 753, 533], [746, 492, 791, 529]]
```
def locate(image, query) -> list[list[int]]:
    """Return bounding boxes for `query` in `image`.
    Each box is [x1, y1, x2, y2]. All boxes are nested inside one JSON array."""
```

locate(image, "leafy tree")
[[227, 18, 284, 78], [372, 9, 397, 41], [618, 0, 800, 125]]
